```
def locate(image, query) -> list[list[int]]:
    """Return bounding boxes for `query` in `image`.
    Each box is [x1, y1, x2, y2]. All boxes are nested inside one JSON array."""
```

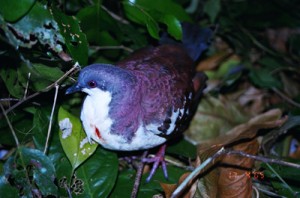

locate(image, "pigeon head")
[[66, 63, 136, 96]]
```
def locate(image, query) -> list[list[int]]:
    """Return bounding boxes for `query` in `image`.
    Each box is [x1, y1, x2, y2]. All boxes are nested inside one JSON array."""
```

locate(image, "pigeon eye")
[[88, 80, 97, 88]]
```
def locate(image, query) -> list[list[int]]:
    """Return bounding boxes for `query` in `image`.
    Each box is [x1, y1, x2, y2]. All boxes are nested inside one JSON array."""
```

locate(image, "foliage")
[[0, 0, 300, 197]]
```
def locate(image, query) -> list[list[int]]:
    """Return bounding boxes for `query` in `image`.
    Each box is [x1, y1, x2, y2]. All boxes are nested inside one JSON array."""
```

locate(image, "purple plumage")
[[66, 24, 211, 181]]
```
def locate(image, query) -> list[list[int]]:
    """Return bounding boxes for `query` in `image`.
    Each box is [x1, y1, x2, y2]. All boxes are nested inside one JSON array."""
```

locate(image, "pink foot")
[[142, 144, 168, 182]]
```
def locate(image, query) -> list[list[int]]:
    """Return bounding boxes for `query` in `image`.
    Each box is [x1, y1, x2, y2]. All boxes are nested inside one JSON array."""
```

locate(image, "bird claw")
[[142, 144, 168, 182]]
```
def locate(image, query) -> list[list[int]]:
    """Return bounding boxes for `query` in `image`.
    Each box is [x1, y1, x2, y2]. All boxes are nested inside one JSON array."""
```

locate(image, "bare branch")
[[2, 63, 80, 115], [0, 98, 20, 102], [44, 84, 59, 154], [91, 45, 134, 53], [101, 5, 129, 24], [23, 72, 31, 99]]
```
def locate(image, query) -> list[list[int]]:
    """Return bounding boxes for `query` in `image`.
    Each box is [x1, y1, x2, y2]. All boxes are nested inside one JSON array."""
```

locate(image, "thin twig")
[[272, 87, 300, 108], [227, 150, 300, 169], [44, 85, 59, 154], [100, 5, 129, 24], [0, 103, 20, 147], [265, 163, 295, 196], [0, 98, 20, 102], [23, 72, 31, 99], [131, 151, 148, 198], [91, 45, 134, 53], [64, 183, 73, 198], [171, 147, 225, 198], [2, 63, 80, 115]]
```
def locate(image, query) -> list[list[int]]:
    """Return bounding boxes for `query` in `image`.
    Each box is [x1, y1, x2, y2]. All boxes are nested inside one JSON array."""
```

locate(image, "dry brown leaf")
[[160, 182, 178, 198], [160, 172, 197, 198], [224, 85, 270, 115], [205, 108, 287, 146], [218, 140, 259, 198], [195, 109, 287, 198], [58, 51, 72, 62], [196, 51, 233, 71], [185, 95, 250, 144]]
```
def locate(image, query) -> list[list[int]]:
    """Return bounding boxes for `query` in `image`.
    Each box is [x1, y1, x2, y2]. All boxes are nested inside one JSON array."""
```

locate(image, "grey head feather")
[[77, 63, 137, 94]]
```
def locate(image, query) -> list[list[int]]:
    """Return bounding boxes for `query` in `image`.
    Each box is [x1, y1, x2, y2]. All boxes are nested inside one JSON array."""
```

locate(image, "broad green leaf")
[[124, 0, 191, 21], [58, 107, 98, 171], [19, 63, 64, 91], [258, 57, 284, 70], [32, 107, 51, 150], [3, 147, 57, 197], [110, 165, 187, 197], [1, 2, 64, 52], [145, 17, 160, 39], [77, 5, 121, 45], [160, 14, 182, 40], [262, 162, 300, 197], [249, 68, 282, 89], [0, 0, 35, 22], [167, 138, 197, 159], [123, 0, 190, 40], [74, 148, 118, 197], [18, 147, 58, 196], [204, 0, 221, 23], [123, 1, 160, 39], [78, 8, 122, 60], [0, 66, 24, 98], [0, 176, 19, 198], [118, 23, 148, 49], [52, 9, 88, 65], [47, 127, 73, 197], [0, 109, 34, 146]]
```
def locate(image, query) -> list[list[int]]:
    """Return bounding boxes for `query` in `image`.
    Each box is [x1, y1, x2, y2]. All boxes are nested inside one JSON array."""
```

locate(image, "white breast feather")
[[80, 88, 167, 151]]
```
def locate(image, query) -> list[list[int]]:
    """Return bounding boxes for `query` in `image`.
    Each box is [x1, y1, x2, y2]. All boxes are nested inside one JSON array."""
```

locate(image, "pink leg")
[[142, 144, 168, 182]]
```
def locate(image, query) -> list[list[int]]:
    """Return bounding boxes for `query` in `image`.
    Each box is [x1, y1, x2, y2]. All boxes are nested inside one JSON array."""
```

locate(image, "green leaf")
[[0, 109, 34, 146], [125, 0, 191, 21], [58, 107, 98, 171], [110, 165, 186, 197], [167, 138, 197, 159], [77, 5, 121, 45], [3, 147, 58, 197], [160, 14, 182, 40], [52, 8, 88, 65], [123, 0, 190, 40], [1, 2, 64, 52], [32, 107, 51, 150], [19, 63, 64, 91], [145, 17, 160, 39], [204, 0, 221, 23], [249, 68, 282, 89], [0, 176, 19, 197], [0, 66, 25, 98], [18, 147, 58, 196], [123, 1, 160, 39], [262, 162, 300, 197], [74, 148, 118, 197], [47, 127, 73, 197], [0, 0, 35, 22]]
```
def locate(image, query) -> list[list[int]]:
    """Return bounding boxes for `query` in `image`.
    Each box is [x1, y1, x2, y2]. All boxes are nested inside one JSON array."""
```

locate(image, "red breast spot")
[[95, 127, 102, 140]]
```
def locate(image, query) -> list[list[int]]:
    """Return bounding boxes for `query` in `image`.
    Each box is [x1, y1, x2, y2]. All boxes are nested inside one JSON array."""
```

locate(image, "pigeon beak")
[[65, 83, 82, 94]]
